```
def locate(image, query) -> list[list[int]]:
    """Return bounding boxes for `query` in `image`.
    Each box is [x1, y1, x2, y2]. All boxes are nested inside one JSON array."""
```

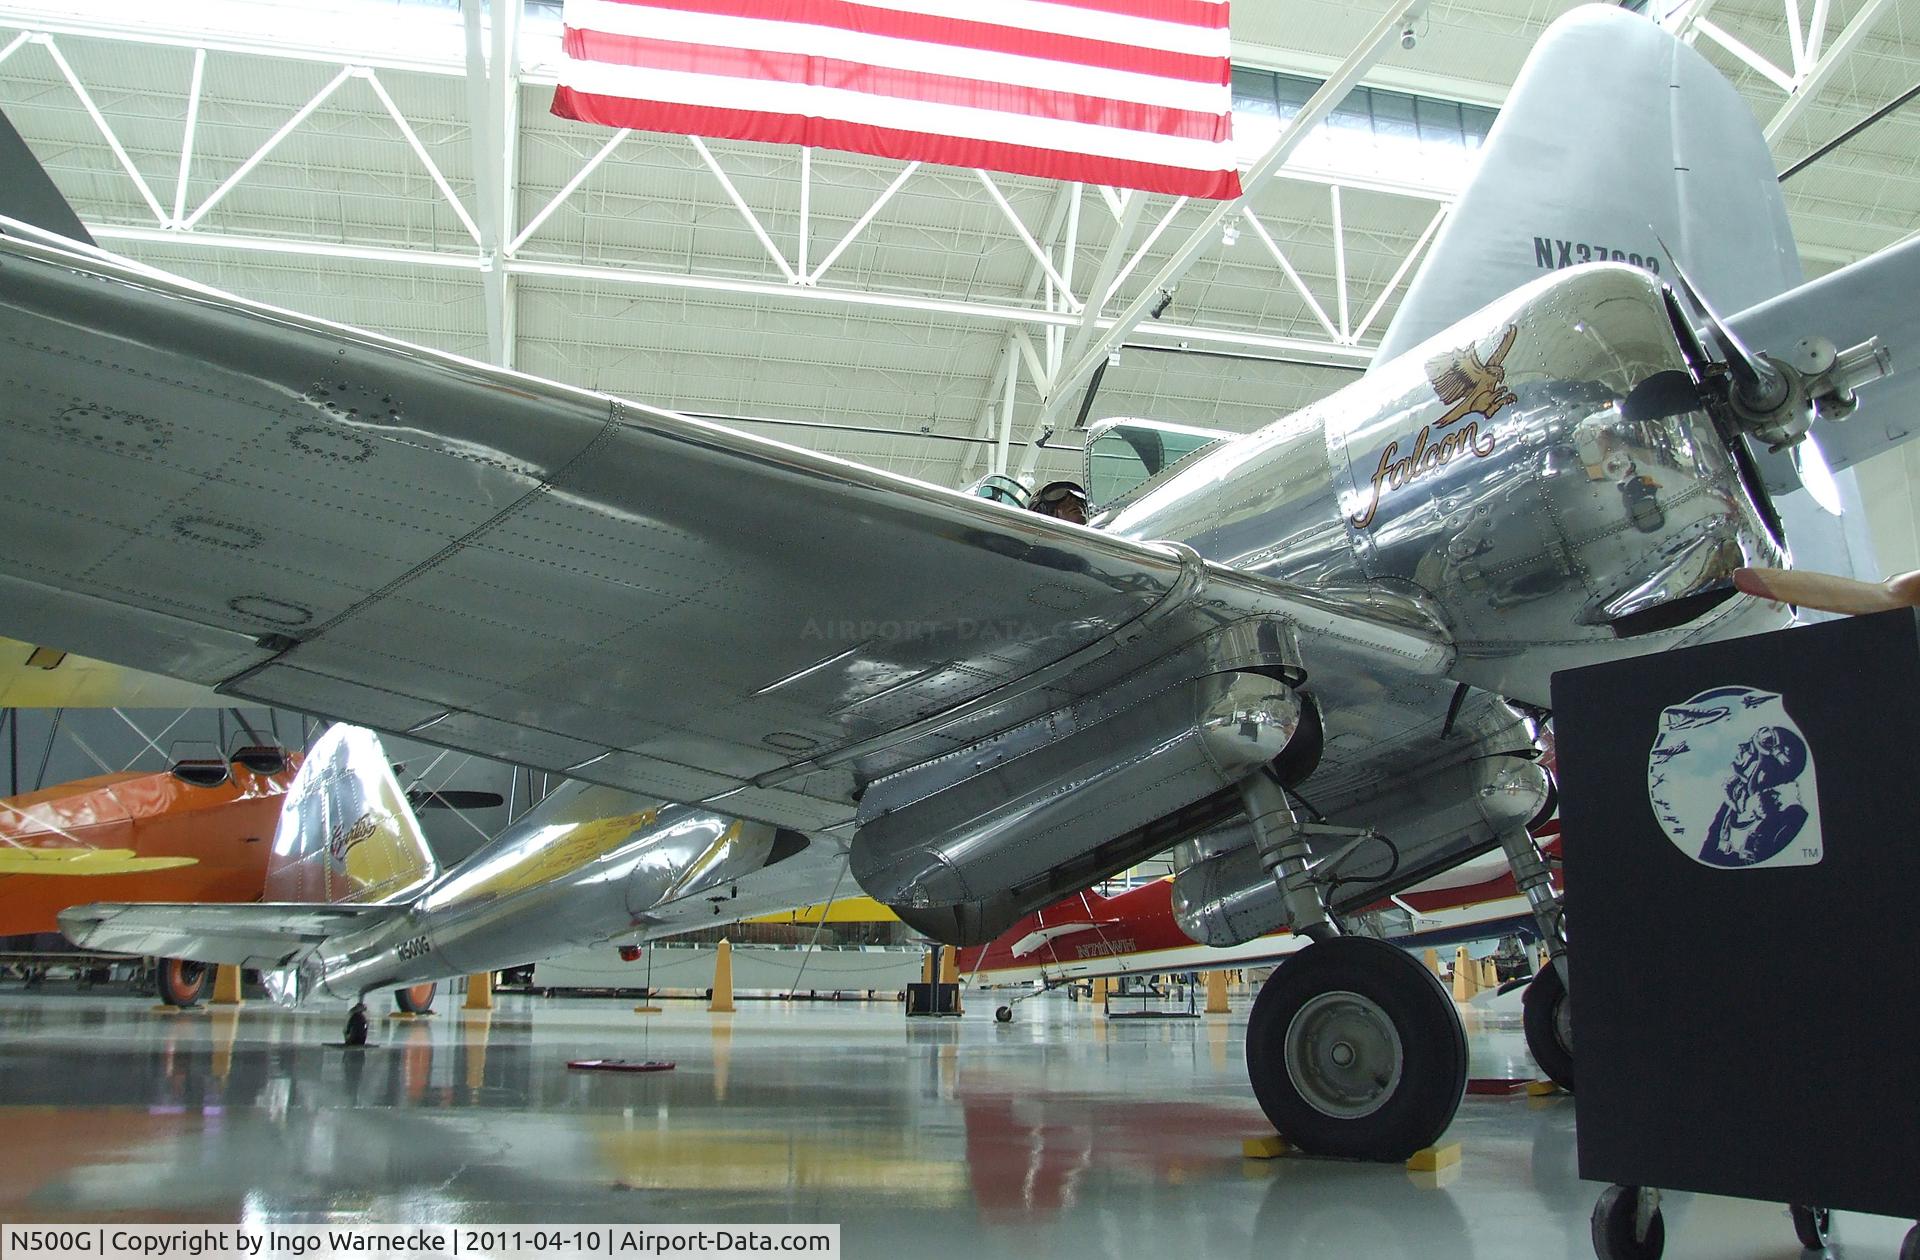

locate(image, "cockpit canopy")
[[1082, 418, 1232, 510]]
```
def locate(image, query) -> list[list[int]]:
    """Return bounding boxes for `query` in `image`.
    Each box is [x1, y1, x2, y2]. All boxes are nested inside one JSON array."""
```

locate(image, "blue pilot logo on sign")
[[1647, 686, 1823, 869]]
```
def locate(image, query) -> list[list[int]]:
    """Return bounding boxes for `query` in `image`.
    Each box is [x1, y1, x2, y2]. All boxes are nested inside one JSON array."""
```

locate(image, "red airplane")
[[957, 823, 1569, 1085]]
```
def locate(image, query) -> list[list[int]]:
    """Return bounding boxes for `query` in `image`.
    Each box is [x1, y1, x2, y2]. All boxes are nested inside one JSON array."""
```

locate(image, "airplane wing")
[[1009, 921, 1125, 957], [57, 901, 396, 968], [1728, 237, 1920, 482], [0, 218, 1451, 837], [0, 848, 195, 876], [0, 637, 220, 707]]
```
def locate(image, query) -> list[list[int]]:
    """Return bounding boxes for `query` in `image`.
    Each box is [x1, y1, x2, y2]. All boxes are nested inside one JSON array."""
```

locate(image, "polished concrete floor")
[[0, 983, 1909, 1258]]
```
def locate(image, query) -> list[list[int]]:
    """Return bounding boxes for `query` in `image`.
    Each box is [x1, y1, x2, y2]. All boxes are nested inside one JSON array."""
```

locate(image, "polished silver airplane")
[[8, 6, 1919, 1160], [67, 720, 848, 1045]]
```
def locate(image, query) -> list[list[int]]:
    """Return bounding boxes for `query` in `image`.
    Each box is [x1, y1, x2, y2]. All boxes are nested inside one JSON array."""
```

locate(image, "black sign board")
[[1555, 608, 1920, 1219]]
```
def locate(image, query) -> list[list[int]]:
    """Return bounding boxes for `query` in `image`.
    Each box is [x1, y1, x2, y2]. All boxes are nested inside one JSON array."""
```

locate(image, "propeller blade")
[[1734, 566, 1911, 615], [405, 789, 506, 811], [1619, 369, 1703, 426], [1657, 236, 1785, 410], [1792, 434, 1842, 516]]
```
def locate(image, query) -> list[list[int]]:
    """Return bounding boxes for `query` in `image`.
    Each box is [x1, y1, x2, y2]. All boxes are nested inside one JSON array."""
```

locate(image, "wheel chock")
[[148, 1005, 204, 1015], [1406, 1143, 1461, 1172], [1467, 1077, 1532, 1095], [1242, 1135, 1292, 1160], [632, 1005, 664, 1014], [1526, 1079, 1564, 1097]]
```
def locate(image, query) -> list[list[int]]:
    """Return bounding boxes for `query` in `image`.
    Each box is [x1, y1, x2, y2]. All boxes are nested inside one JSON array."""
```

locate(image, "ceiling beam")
[[1018, 0, 1429, 472], [1764, 0, 1897, 145]]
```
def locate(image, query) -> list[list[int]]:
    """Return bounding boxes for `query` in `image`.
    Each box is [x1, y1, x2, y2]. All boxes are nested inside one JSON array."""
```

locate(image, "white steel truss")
[[0, 1, 1470, 484], [1662, 0, 1898, 147]]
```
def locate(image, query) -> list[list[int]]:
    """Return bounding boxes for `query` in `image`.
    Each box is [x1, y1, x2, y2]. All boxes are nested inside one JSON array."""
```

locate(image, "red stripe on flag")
[[589, 0, 1229, 84], [553, 88, 1242, 198], [1033, 0, 1229, 29], [564, 27, 1231, 141]]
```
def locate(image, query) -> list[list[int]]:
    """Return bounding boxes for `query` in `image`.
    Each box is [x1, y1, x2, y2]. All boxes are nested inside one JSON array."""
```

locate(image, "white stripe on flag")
[[567, 0, 1229, 60], [565, 5, 1229, 113], [558, 60, 1237, 170]]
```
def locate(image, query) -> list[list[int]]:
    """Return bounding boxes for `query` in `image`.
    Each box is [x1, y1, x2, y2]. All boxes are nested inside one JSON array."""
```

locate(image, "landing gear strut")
[[1238, 774, 1467, 1161], [1502, 825, 1574, 1091], [343, 1000, 370, 1047]]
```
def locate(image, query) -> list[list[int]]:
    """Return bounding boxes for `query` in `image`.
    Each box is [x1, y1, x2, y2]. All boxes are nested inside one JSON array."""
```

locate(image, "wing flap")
[[58, 901, 394, 968]]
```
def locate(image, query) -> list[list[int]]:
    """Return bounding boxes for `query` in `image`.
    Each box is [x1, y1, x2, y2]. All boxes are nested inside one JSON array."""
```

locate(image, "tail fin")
[[1374, 6, 1799, 363], [265, 725, 437, 905], [0, 110, 93, 245]]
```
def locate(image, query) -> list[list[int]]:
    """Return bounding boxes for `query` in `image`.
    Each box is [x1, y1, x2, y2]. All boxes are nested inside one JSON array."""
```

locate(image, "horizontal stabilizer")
[[1729, 237, 1920, 482], [59, 901, 396, 969]]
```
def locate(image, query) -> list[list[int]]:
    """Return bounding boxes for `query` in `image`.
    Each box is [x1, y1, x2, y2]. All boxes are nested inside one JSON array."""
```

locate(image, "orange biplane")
[[0, 744, 299, 1005]]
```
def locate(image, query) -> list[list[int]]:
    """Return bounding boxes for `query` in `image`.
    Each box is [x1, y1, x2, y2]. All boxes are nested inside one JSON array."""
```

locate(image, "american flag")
[[550, 0, 1241, 199]]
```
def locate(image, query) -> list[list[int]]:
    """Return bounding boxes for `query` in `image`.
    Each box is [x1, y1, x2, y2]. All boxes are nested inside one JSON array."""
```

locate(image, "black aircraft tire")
[[1900, 1223, 1918, 1260], [394, 982, 437, 1015], [1591, 1186, 1665, 1260], [994, 1005, 1013, 1023], [1789, 1204, 1830, 1250], [1523, 964, 1575, 1092], [156, 958, 209, 1008], [1245, 936, 1466, 1162]]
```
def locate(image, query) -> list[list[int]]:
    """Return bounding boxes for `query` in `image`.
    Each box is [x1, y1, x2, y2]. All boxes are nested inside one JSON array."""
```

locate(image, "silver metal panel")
[[0, 223, 1450, 836], [853, 670, 1302, 943]]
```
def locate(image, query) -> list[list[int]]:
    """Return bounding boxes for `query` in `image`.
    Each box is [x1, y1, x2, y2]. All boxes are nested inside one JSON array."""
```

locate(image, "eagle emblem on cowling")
[[1427, 324, 1519, 427]]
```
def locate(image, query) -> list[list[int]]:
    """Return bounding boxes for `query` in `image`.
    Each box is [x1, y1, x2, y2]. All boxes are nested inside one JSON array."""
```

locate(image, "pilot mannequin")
[[1030, 481, 1089, 525]]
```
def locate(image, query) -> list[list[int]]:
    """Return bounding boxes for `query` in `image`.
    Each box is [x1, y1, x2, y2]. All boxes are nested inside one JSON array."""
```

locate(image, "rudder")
[[266, 725, 437, 904], [1374, 5, 1799, 363]]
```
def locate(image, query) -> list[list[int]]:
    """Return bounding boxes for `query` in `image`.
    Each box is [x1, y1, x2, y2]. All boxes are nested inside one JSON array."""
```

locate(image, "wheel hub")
[[1282, 989, 1405, 1119]]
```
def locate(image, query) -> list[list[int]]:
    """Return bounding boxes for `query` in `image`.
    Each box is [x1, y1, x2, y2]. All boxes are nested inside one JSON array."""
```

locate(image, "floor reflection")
[[0, 989, 1906, 1258]]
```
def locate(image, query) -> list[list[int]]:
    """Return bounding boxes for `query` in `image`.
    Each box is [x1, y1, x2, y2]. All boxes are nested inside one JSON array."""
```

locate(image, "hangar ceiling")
[[0, 0, 1913, 492]]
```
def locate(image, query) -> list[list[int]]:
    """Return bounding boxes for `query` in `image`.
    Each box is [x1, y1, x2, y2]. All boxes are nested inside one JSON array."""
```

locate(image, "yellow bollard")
[[462, 971, 495, 1012], [708, 939, 736, 1013], [1092, 976, 1109, 1008], [1205, 970, 1230, 1014], [1451, 947, 1474, 1002], [921, 949, 936, 985], [938, 944, 962, 1014], [1424, 948, 1442, 978], [462, 1012, 491, 1092], [210, 963, 244, 1007], [1480, 958, 1499, 989], [711, 1016, 733, 1100], [209, 1008, 240, 1080]]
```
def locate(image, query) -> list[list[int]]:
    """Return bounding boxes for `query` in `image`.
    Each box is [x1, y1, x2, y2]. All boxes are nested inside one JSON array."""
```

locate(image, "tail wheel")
[[394, 982, 437, 1015], [156, 958, 210, 1008], [1245, 935, 1466, 1161], [1523, 963, 1574, 1091]]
